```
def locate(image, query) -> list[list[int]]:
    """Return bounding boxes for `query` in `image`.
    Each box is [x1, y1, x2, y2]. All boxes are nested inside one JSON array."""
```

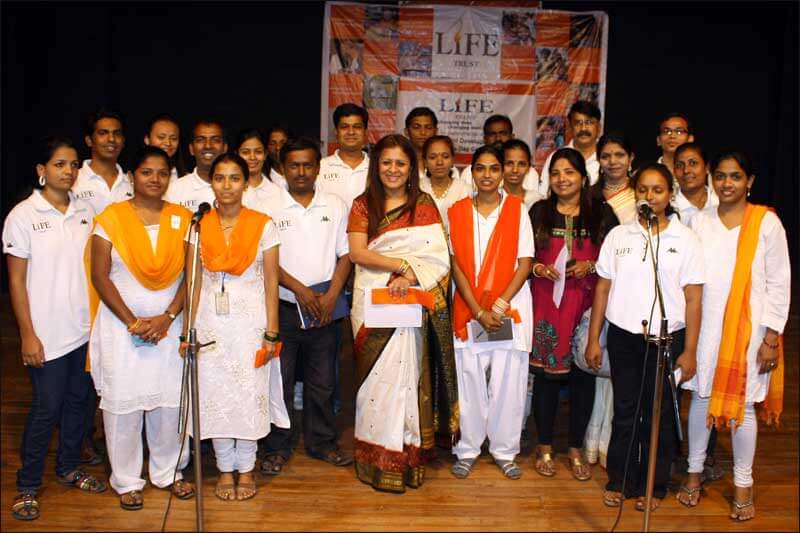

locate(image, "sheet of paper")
[[552, 244, 568, 308], [364, 287, 423, 328]]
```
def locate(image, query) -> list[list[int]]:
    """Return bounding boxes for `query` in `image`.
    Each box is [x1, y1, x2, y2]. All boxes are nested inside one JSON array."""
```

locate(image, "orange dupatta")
[[708, 204, 784, 428], [199, 207, 270, 275], [448, 195, 522, 341]]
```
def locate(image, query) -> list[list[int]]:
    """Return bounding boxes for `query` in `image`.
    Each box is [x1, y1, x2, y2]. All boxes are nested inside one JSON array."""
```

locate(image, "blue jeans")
[[16, 344, 91, 492]]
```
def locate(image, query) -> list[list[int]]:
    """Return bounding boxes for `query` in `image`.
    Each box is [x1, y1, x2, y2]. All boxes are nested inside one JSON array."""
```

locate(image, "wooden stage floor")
[[1, 294, 798, 532]]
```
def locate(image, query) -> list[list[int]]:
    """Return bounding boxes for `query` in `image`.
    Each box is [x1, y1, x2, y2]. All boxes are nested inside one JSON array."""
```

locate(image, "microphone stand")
[[184, 217, 215, 532], [641, 214, 682, 532]]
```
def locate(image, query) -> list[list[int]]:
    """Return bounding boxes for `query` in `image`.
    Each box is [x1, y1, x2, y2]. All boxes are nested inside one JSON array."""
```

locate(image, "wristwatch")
[[165, 310, 177, 321]]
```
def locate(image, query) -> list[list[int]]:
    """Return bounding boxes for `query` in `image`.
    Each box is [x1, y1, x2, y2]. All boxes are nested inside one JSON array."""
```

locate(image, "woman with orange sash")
[[448, 145, 533, 480], [679, 151, 790, 521], [348, 134, 458, 493], [185, 153, 288, 501], [89, 146, 194, 510]]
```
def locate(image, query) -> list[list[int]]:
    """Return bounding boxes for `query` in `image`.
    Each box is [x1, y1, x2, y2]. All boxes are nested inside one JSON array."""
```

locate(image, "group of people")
[[4, 100, 790, 524]]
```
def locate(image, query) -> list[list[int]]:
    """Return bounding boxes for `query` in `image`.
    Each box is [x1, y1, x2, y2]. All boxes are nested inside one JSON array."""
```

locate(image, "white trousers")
[[453, 348, 528, 461], [212, 438, 258, 473], [103, 407, 189, 494], [584, 376, 613, 460], [687, 392, 757, 487]]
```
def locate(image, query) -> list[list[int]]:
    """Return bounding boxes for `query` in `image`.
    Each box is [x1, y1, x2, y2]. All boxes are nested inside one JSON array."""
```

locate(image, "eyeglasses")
[[660, 127, 688, 137], [572, 119, 597, 127]]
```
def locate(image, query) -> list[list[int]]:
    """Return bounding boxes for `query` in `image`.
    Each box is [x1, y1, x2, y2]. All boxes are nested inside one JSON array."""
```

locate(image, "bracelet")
[[127, 318, 142, 332], [532, 263, 545, 278], [397, 259, 410, 275], [475, 310, 485, 321], [264, 331, 280, 343], [587, 261, 596, 275], [762, 337, 779, 350]]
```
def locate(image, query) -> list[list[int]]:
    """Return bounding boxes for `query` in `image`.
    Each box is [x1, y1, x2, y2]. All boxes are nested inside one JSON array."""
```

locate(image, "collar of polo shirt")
[[188, 169, 211, 190], [332, 149, 369, 170], [283, 188, 327, 210], [31, 189, 87, 216], [82, 160, 125, 181], [625, 213, 682, 237]]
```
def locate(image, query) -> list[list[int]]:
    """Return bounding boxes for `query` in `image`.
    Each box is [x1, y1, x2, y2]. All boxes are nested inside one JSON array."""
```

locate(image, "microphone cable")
[[160, 351, 192, 532]]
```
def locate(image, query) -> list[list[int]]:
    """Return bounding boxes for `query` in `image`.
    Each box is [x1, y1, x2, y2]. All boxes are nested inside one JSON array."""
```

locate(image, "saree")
[[348, 193, 459, 493]]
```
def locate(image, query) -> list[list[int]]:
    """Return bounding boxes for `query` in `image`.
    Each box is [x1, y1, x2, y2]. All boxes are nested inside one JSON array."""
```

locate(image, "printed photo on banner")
[[363, 75, 398, 110], [365, 5, 399, 41], [502, 11, 536, 46], [535, 47, 568, 81], [399, 42, 432, 78], [535, 116, 565, 166], [570, 14, 601, 48], [330, 39, 363, 74]]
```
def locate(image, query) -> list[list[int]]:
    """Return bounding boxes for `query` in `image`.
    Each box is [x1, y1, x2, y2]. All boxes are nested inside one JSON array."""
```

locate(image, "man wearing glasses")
[[539, 100, 602, 197], [656, 112, 694, 178]]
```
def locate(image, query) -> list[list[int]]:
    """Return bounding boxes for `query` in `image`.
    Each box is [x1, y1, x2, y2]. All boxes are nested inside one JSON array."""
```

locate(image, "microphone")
[[192, 202, 211, 223], [636, 199, 658, 221]]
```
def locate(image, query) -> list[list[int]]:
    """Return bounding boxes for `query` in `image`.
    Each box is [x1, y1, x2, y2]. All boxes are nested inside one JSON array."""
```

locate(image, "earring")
[[38, 175, 46, 187], [406, 180, 411, 190], [425, 168, 432, 178], [747, 188, 751, 198], [213, 199, 219, 209]]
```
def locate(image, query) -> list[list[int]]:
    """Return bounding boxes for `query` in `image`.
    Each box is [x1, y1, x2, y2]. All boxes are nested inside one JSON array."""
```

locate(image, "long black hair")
[[531, 147, 609, 250]]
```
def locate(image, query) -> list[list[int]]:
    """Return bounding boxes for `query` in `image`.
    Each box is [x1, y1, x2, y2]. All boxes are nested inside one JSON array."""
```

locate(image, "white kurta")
[[684, 209, 791, 402], [192, 222, 289, 440], [90, 225, 184, 414], [419, 175, 471, 230]]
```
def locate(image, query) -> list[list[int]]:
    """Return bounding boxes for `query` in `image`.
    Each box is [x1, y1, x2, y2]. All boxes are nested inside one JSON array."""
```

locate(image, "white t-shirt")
[[671, 186, 719, 226], [317, 150, 369, 208], [270, 189, 350, 303], [243, 174, 284, 215], [595, 215, 705, 335], [539, 140, 599, 198], [72, 160, 132, 214], [164, 169, 215, 212], [2, 191, 95, 360], [269, 168, 288, 190]]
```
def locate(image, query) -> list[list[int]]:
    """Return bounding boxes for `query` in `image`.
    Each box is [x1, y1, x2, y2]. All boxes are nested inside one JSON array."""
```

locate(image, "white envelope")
[[364, 287, 423, 328], [552, 244, 568, 308]]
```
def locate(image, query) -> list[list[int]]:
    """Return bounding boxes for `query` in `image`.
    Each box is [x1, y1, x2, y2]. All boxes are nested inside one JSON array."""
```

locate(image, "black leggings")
[[533, 364, 596, 449]]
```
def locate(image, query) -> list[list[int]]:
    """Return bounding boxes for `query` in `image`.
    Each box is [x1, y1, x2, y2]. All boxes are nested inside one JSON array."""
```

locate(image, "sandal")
[[57, 469, 107, 493], [495, 459, 522, 480], [311, 448, 353, 467], [635, 496, 662, 512], [11, 492, 39, 521], [235, 473, 257, 501], [603, 490, 622, 508], [215, 473, 236, 501], [533, 447, 556, 477], [451, 458, 476, 479], [677, 474, 703, 507], [260, 454, 287, 476], [168, 479, 195, 500], [703, 454, 724, 481], [730, 498, 755, 521], [569, 453, 592, 481], [119, 490, 143, 511]]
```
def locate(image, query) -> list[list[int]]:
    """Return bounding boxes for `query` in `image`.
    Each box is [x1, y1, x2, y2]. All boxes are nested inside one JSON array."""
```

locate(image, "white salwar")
[[89, 224, 188, 494], [684, 209, 790, 486], [351, 222, 451, 461], [190, 221, 290, 471], [450, 196, 534, 461], [418, 174, 470, 231]]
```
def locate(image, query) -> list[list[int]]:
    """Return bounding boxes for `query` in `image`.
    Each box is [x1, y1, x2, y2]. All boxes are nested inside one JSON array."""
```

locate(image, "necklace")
[[430, 177, 453, 199], [604, 180, 628, 194]]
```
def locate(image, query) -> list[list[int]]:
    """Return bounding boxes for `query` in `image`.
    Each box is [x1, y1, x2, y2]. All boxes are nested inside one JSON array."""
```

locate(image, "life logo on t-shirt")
[[74, 190, 95, 200], [275, 219, 293, 231], [614, 247, 632, 257], [32, 220, 52, 233]]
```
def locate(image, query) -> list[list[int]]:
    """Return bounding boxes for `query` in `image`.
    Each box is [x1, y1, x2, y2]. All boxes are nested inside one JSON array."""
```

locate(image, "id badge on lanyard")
[[215, 273, 230, 315]]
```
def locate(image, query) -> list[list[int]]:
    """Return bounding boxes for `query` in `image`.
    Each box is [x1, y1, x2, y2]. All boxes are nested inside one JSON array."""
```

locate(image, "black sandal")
[[11, 492, 39, 521], [260, 454, 287, 476], [57, 469, 108, 493]]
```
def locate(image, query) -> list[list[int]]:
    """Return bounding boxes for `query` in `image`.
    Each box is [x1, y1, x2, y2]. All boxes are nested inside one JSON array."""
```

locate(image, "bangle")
[[475, 310, 485, 321], [127, 318, 142, 332], [532, 263, 544, 278], [397, 259, 410, 275], [762, 337, 779, 349], [264, 331, 280, 343], [165, 310, 177, 321]]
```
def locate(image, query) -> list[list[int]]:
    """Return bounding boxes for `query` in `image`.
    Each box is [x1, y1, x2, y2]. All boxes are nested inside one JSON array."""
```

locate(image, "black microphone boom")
[[192, 202, 211, 223], [636, 199, 658, 221]]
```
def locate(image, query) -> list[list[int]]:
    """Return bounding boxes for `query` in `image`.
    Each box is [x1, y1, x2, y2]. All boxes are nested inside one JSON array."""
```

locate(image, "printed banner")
[[321, 2, 608, 170]]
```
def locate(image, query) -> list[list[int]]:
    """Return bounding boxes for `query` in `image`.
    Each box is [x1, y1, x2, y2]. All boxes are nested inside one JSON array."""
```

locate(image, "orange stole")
[[199, 208, 270, 275], [448, 195, 522, 341], [708, 204, 783, 428]]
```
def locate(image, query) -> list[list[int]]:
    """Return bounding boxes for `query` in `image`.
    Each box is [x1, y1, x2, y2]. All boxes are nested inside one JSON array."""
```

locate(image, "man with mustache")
[[539, 101, 602, 197], [656, 112, 694, 178], [164, 119, 228, 211], [72, 110, 130, 214], [459, 115, 541, 195]]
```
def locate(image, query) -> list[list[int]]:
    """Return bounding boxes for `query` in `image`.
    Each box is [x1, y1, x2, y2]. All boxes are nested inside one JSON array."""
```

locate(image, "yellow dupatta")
[[708, 204, 784, 428]]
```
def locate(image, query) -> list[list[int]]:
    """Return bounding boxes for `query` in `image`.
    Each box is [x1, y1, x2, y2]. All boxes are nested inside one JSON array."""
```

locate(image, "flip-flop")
[[730, 499, 755, 521], [236, 479, 257, 501], [677, 483, 702, 507], [451, 458, 476, 479], [495, 459, 522, 480]]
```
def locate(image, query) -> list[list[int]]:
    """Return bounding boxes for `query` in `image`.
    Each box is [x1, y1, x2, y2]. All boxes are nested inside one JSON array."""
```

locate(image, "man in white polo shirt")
[[265, 125, 290, 189], [317, 103, 370, 208], [72, 110, 131, 214], [261, 137, 353, 474], [539, 100, 602, 197], [459, 114, 540, 193], [163, 119, 228, 212]]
